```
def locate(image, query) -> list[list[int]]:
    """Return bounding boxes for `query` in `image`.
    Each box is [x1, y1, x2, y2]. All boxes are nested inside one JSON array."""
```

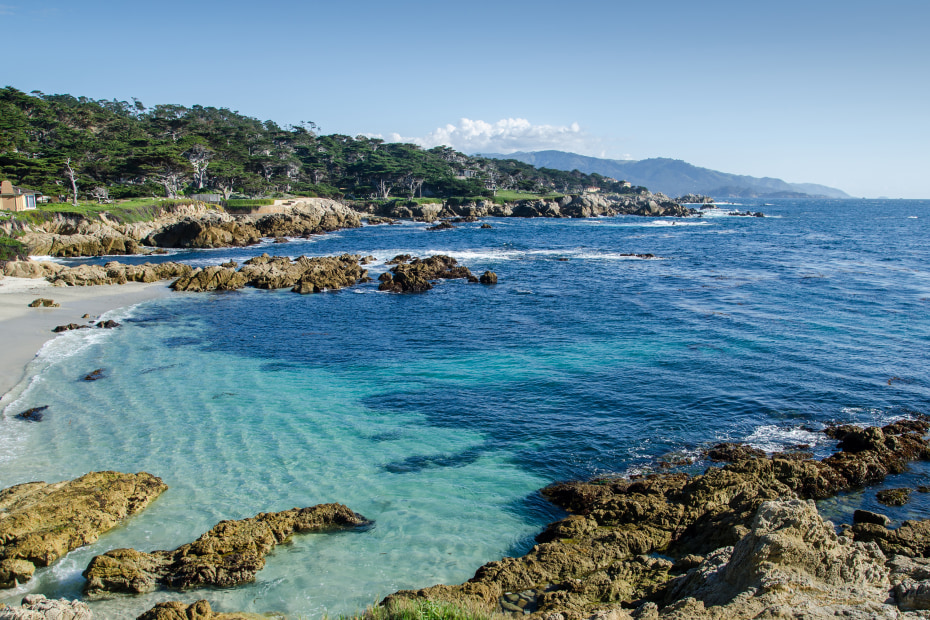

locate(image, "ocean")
[[1, 199, 929, 617]]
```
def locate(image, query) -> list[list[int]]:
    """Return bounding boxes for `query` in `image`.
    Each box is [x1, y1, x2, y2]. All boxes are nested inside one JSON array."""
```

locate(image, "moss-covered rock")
[[84, 504, 370, 597], [0, 472, 167, 588]]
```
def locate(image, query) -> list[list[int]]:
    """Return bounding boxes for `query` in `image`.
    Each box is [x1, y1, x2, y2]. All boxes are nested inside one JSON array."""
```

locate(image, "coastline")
[[0, 276, 174, 401]]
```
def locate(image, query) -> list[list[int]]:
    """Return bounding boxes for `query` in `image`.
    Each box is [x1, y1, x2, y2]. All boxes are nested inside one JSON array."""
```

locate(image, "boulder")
[[877, 487, 912, 506], [704, 442, 765, 462], [378, 255, 476, 293], [2, 261, 64, 279], [27, 298, 58, 308], [0, 472, 167, 588], [660, 499, 891, 618], [136, 600, 269, 620], [170, 266, 249, 292], [46, 262, 192, 287], [0, 594, 92, 620], [15, 406, 48, 422], [144, 215, 261, 249], [52, 323, 89, 333], [479, 271, 498, 285], [83, 504, 370, 597]]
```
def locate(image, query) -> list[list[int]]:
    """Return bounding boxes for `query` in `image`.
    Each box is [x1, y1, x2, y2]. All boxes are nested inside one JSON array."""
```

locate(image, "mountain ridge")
[[478, 150, 850, 199]]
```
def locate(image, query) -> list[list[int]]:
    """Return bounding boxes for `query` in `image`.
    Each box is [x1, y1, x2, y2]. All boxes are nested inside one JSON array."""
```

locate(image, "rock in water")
[[0, 594, 92, 620], [83, 368, 105, 381], [383, 420, 930, 618], [479, 271, 498, 285], [378, 255, 476, 292], [83, 503, 370, 597], [52, 323, 89, 333], [877, 487, 912, 506], [136, 599, 269, 620], [15, 406, 48, 422], [0, 472, 167, 588]]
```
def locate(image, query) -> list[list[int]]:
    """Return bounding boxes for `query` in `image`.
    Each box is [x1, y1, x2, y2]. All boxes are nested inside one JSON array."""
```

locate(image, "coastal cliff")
[[1, 199, 361, 258]]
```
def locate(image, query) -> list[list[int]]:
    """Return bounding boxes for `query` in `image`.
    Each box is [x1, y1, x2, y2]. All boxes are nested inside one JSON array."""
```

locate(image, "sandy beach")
[[0, 276, 174, 401]]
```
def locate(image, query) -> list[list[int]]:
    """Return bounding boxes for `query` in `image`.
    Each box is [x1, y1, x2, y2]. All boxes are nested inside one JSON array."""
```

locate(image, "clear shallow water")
[[1, 199, 929, 617]]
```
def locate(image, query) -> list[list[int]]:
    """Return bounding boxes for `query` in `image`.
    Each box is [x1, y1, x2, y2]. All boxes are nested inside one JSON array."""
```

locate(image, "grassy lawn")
[[492, 190, 564, 202], [6, 198, 219, 225]]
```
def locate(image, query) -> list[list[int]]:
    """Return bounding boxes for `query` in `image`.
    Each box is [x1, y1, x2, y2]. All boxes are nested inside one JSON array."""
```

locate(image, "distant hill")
[[479, 151, 850, 199]]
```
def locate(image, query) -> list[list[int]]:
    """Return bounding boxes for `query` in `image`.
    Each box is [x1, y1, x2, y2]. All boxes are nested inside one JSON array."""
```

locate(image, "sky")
[[4, 0, 929, 198]]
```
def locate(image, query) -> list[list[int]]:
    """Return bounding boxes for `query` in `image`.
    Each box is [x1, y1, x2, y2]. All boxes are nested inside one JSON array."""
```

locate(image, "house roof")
[[1, 180, 37, 197]]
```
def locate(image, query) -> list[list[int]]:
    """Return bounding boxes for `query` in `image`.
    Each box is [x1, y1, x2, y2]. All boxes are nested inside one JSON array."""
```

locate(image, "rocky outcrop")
[[169, 266, 250, 292], [83, 504, 369, 597], [136, 600, 269, 620], [363, 192, 697, 222], [245, 199, 361, 237], [674, 194, 716, 204], [144, 214, 261, 249], [385, 420, 930, 619], [46, 262, 193, 287], [378, 255, 478, 293], [27, 299, 58, 308], [170, 254, 370, 294], [11, 200, 362, 258], [0, 594, 92, 620], [2, 261, 64, 279], [0, 472, 167, 588], [655, 499, 893, 619]]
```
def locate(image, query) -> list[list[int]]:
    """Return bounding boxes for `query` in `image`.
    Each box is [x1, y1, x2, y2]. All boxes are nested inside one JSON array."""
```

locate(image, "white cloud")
[[381, 118, 607, 156]]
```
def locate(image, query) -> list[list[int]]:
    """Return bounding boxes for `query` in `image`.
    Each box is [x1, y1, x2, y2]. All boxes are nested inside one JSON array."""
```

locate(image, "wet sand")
[[0, 276, 173, 401]]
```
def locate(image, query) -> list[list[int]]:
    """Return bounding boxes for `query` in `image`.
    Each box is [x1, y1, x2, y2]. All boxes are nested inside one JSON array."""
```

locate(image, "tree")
[[64, 158, 79, 205], [184, 143, 213, 190]]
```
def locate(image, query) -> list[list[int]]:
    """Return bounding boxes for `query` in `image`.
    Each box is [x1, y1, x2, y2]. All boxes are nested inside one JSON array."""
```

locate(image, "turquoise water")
[[1, 200, 929, 617]]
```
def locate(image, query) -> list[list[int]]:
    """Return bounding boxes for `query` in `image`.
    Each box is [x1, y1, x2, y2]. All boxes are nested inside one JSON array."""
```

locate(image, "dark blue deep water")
[[1, 199, 929, 617]]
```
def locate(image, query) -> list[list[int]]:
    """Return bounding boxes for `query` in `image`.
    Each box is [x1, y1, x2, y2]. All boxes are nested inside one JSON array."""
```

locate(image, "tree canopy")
[[0, 87, 637, 202]]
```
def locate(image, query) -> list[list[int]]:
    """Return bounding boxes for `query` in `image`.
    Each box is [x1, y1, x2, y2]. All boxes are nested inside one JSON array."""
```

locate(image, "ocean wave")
[[580, 219, 711, 228], [742, 424, 823, 453]]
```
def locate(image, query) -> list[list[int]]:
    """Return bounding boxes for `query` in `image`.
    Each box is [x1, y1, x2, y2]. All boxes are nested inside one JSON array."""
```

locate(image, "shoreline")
[[0, 276, 174, 402]]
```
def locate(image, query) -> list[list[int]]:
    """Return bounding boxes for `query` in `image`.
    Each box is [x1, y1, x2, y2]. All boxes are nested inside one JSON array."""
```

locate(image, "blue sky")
[[4, 0, 929, 197]]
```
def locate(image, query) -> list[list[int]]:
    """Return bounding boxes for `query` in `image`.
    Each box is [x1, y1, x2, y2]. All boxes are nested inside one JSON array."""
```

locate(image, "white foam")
[[742, 424, 823, 453]]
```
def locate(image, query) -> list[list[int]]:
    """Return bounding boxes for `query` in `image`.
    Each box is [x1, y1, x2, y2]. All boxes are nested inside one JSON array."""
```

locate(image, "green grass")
[[491, 190, 564, 203], [0, 235, 28, 261], [6, 198, 217, 225], [345, 599, 495, 620], [224, 198, 276, 208]]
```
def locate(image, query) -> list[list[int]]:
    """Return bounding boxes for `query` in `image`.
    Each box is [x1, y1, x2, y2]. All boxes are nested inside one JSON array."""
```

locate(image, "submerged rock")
[[83, 503, 370, 597], [0, 472, 167, 588], [82, 368, 105, 382]]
